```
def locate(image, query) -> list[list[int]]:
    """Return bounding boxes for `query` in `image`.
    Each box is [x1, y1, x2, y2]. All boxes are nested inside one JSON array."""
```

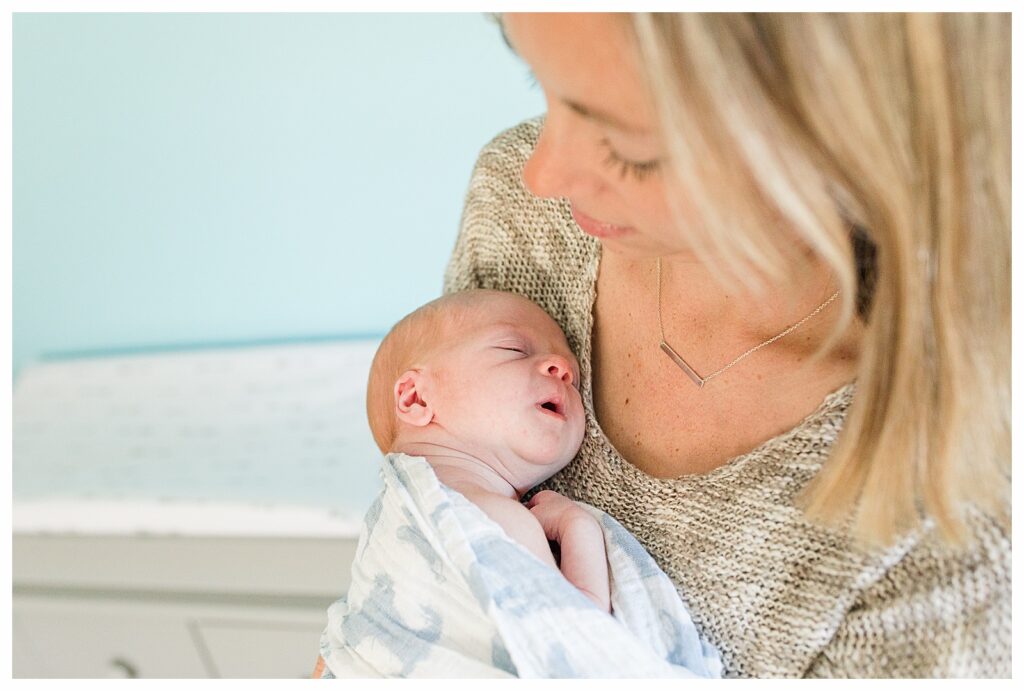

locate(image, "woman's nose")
[[521, 111, 600, 201], [540, 355, 574, 386]]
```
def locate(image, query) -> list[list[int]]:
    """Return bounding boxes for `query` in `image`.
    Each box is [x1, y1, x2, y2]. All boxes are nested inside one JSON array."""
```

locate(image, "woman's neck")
[[609, 248, 857, 358]]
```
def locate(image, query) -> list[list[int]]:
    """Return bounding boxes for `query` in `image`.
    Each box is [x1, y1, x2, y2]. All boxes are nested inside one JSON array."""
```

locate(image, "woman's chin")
[[593, 233, 687, 261]]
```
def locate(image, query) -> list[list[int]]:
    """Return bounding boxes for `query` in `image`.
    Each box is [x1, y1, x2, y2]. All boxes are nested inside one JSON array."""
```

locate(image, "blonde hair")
[[628, 13, 1010, 546]]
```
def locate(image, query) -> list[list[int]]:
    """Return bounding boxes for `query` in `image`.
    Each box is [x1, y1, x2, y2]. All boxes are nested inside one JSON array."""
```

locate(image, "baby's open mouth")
[[536, 396, 565, 419]]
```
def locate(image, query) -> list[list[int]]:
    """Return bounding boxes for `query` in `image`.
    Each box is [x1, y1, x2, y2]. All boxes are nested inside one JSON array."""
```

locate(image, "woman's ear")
[[394, 370, 434, 427]]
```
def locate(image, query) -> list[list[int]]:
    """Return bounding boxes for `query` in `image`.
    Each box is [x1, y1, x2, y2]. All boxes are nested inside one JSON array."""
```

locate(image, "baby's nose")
[[543, 357, 574, 386]]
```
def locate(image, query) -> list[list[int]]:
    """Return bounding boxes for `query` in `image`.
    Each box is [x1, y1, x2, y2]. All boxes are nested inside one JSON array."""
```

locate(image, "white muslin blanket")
[[319, 453, 723, 678]]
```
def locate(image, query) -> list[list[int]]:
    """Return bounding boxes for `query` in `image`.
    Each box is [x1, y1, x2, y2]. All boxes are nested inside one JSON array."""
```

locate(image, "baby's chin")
[[514, 448, 578, 488], [509, 419, 584, 487]]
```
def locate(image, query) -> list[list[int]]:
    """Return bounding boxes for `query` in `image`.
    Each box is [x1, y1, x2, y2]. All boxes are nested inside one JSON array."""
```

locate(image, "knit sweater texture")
[[442, 119, 1011, 678]]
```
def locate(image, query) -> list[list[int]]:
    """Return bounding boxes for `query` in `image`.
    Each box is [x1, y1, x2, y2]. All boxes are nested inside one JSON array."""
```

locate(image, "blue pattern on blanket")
[[358, 494, 383, 558], [662, 609, 711, 669], [339, 573, 443, 676], [467, 532, 596, 617], [397, 506, 446, 583], [602, 512, 660, 579], [544, 642, 577, 678], [318, 453, 723, 678], [491, 636, 516, 675]]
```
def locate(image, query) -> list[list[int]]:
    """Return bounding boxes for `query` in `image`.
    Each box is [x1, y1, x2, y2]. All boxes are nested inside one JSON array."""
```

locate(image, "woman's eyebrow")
[[496, 17, 651, 136], [494, 14, 517, 55], [562, 99, 652, 136]]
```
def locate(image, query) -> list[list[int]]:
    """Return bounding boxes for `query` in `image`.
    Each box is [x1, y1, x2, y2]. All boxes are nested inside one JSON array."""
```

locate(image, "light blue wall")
[[13, 13, 544, 378]]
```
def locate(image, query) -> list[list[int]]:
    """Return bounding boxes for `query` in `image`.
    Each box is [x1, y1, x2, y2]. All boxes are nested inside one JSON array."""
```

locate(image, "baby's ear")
[[394, 370, 433, 427]]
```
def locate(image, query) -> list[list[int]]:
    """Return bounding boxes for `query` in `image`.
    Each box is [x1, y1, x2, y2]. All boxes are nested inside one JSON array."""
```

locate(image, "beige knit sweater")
[[442, 119, 1010, 678]]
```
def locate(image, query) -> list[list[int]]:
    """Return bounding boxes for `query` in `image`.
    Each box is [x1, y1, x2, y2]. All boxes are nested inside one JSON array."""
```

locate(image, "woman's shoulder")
[[454, 116, 548, 246], [471, 116, 544, 177], [806, 500, 1010, 677], [448, 116, 591, 278], [445, 118, 600, 357]]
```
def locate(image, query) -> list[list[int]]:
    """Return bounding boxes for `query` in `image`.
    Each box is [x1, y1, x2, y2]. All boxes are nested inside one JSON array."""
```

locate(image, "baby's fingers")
[[525, 490, 563, 509]]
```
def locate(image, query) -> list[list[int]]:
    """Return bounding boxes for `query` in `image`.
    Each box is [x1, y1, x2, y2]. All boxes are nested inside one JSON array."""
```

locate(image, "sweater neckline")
[[575, 234, 856, 487]]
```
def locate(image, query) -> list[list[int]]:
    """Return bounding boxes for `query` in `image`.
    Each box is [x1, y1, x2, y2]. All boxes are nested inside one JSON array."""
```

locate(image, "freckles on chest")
[[597, 357, 724, 435], [591, 339, 791, 473]]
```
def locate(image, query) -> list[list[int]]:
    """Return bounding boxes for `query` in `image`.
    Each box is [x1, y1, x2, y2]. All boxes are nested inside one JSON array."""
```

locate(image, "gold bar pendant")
[[660, 341, 705, 389]]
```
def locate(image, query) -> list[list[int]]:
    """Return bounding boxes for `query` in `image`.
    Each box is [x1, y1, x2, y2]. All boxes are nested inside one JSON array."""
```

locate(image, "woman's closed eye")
[[522, 65, 660, 183], [599, 137, 661, 182]]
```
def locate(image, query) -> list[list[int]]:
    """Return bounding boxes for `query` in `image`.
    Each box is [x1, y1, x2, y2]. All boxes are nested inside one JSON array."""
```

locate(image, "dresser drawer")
[[13, 592, 334, 679], [13, 596, 208, 678], [194, 618, 324, 678]]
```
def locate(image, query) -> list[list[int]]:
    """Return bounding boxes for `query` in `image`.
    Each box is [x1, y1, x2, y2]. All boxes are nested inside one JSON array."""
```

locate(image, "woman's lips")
[[570, 204, 634, 239]]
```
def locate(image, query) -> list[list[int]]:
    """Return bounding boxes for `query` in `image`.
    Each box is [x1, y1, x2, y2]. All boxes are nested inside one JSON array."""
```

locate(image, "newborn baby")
[[316, 288, 723, 678], [365, 288, 609, 611]]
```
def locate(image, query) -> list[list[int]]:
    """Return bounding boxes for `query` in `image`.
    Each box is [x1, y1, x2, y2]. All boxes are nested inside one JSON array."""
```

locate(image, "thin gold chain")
[[657, 257, 840, 387]]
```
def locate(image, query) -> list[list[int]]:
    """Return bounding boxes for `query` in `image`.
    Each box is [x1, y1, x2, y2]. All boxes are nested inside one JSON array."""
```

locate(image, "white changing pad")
[[13, 340, 384, 537]]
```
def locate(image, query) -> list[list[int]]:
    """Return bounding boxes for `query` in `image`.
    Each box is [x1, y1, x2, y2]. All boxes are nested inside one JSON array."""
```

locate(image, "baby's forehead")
[[459, 296, 555, 334], [459, 300, 575, 355]]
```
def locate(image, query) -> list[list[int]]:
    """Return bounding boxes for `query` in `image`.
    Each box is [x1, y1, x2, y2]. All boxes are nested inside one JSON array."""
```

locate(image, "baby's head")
[[367, 289, 585, 491]]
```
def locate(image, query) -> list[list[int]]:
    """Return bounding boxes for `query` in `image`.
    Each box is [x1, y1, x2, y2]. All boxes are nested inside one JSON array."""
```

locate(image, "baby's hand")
[[526, 490, 596, 541], [526, 490, 610, 613]]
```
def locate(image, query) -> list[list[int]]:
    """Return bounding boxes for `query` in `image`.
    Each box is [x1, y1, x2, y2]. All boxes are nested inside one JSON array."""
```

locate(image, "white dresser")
[[12, 340, 382, 678]]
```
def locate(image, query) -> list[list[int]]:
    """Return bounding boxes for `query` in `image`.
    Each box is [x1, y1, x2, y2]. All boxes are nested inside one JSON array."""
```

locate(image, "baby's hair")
[[366, 289, 514, 453]]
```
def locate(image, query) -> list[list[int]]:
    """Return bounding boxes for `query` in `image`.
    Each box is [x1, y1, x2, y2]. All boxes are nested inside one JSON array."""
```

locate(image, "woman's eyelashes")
[[599, 137, 661, 182], [525, 69, 540, 90], [522, 68, 659, 183]]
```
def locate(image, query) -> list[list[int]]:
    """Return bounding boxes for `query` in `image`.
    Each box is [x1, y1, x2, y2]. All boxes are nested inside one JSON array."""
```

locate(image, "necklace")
[[656, 257, 840, 389]]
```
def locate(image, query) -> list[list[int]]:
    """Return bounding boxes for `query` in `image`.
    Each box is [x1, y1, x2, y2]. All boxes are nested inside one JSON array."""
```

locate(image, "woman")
[[443, 13, 1010, 677]]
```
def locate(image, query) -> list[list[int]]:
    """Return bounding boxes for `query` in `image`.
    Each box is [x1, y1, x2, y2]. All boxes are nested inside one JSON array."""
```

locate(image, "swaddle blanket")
[[319, 453, 723, 678]]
